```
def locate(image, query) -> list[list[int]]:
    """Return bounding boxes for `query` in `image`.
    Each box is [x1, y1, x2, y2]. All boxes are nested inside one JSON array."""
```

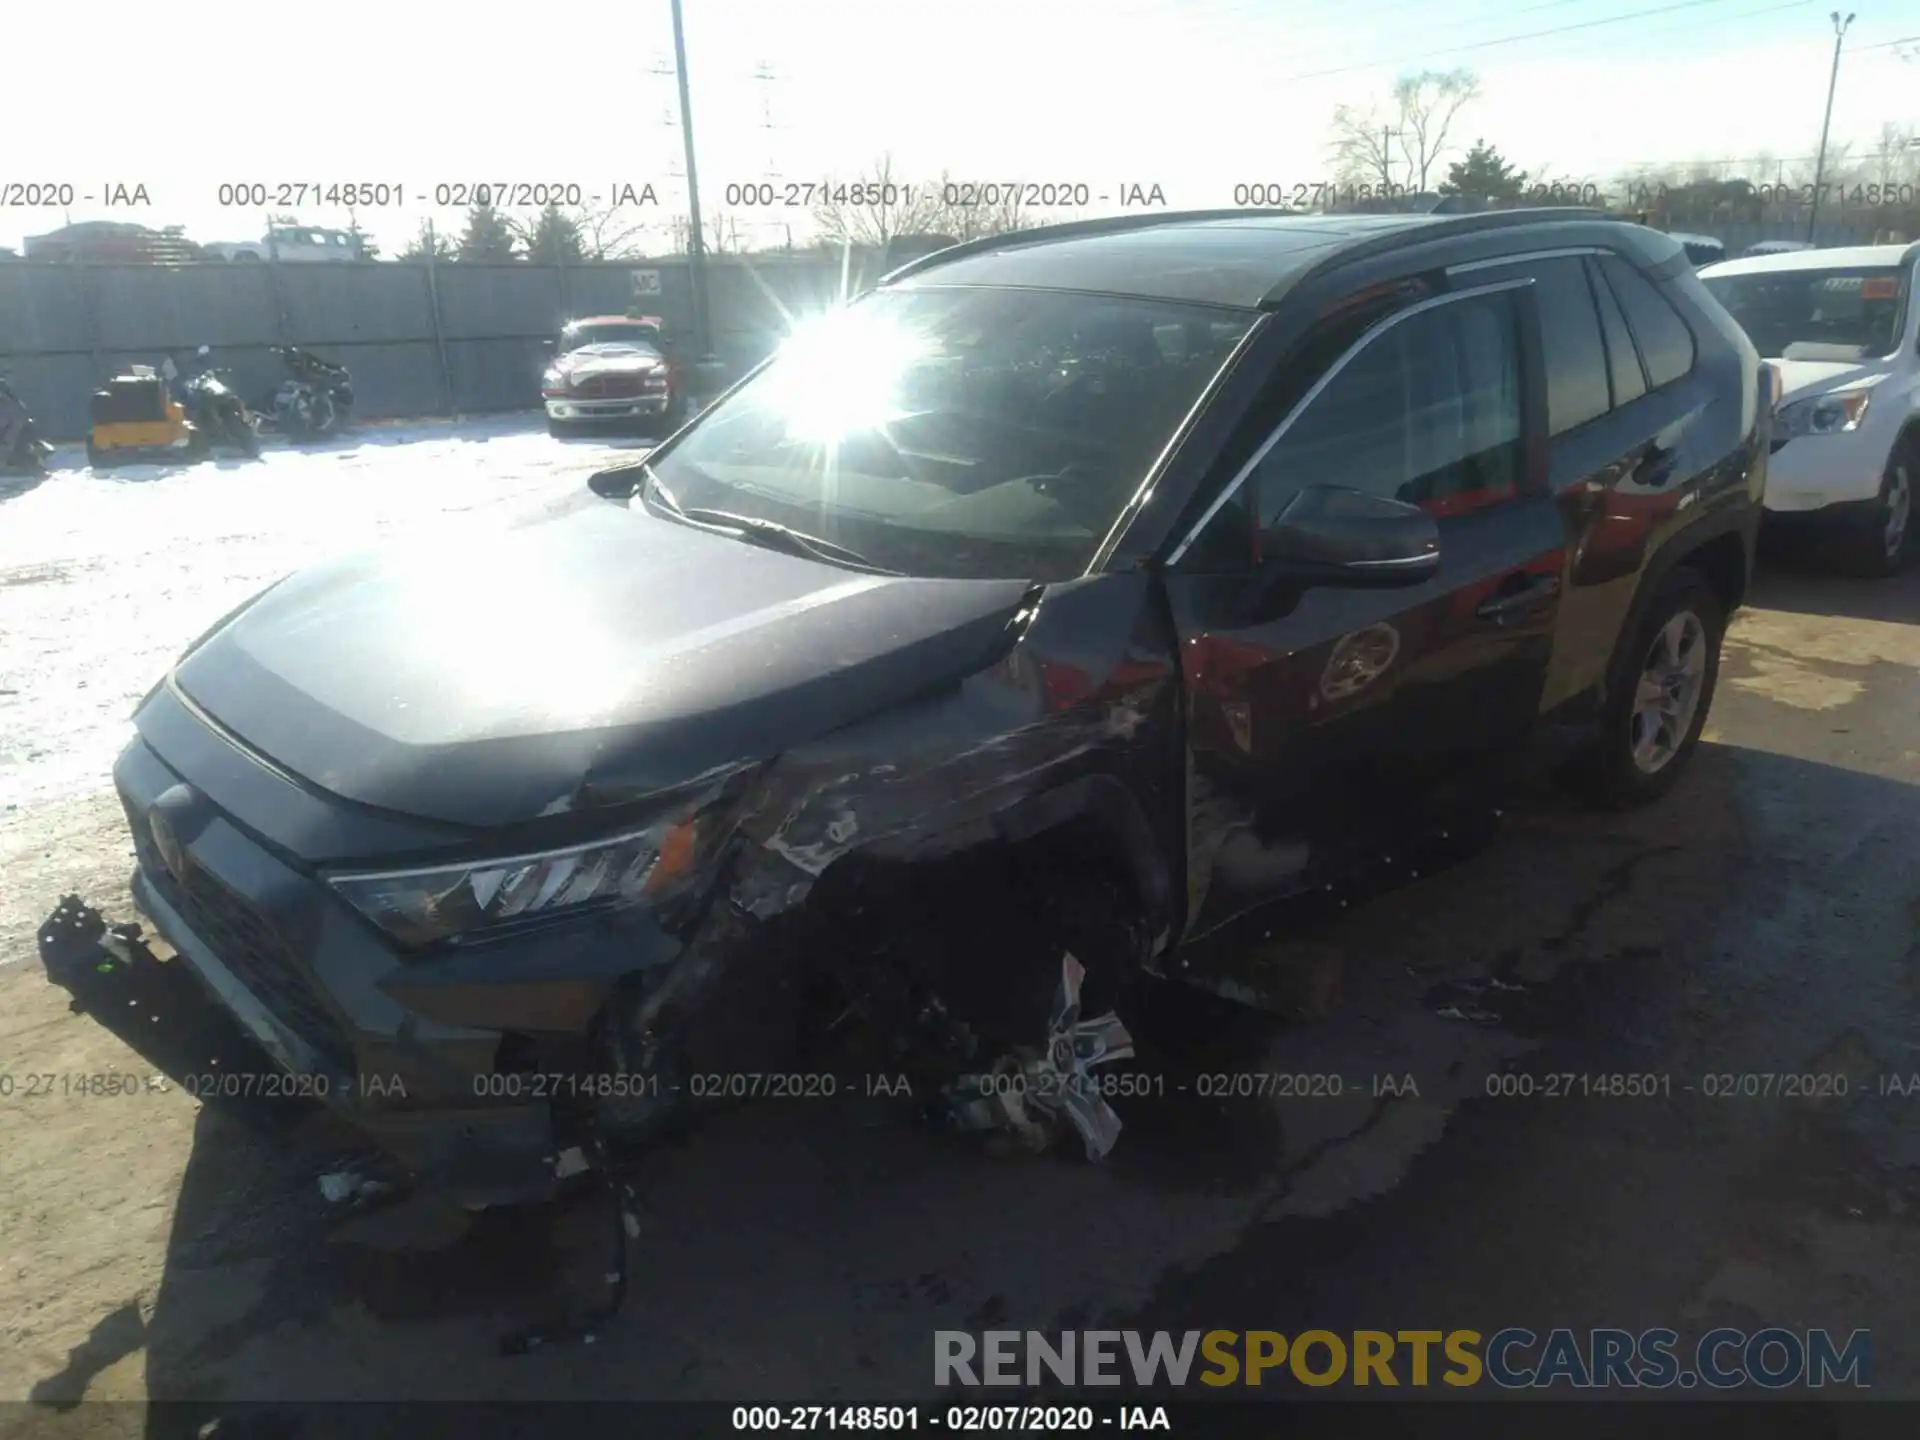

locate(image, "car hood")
[[554, 345, 664, 373], [1771, 357, 1889, 405], [170, 500, 1033, 828]]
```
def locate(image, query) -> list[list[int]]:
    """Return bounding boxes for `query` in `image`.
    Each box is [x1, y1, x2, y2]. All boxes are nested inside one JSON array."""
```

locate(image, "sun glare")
[[764, 307, 930, 445]]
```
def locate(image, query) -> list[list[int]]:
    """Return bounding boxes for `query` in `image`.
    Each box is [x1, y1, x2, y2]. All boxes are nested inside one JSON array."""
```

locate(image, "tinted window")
[[1253, 290, 1523, 527], [1599, 254, 1696, 388], [565, 323, 664, 351], [1700, 266, 1908, 360], [1586, 257, 1647, 406], [651, 287, 1257, 581], [1528, 257, 1610, 435]]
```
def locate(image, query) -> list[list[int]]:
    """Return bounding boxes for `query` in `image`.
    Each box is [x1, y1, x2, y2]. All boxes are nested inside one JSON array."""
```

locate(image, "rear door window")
[[1526, 257, 1611, 435], [1598, 254, 1696, 389], [1585, 257, 1647, 406]]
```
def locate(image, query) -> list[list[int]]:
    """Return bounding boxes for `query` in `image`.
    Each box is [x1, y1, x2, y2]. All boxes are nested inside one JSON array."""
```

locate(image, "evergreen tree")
[[521, 204, 588, 264], [1441, 141, 1529, 200], [398, 220, 454, 262], [456, 201, 521, 261]]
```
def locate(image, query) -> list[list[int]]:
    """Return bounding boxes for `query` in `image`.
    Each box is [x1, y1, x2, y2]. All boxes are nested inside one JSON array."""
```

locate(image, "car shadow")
[[1748, 550, 1920, 626], [85, 459, 259, 484], [23, 743, 1920, 1421], [0, 469, 52, 503]]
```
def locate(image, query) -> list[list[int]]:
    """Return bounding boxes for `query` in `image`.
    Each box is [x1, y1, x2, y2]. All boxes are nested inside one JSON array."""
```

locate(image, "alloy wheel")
[[1884, 461, 1912, 563], [1629, 610, 1708, 775]]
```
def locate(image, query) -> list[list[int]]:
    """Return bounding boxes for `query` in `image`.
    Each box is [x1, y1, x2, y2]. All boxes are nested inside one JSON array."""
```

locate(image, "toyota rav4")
[[111, 209, 1767, 1205]]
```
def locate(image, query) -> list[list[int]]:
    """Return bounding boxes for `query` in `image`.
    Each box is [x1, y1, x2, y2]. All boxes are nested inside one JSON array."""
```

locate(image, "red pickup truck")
[[541, 315, 686, 436]]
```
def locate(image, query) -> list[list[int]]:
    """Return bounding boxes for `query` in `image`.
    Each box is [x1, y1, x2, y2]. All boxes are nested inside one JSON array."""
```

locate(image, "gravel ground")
[[1, 435, 1917, 1423]]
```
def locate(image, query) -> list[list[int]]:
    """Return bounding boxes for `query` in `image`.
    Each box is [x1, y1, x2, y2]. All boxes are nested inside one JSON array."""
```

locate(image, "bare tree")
[[1869, 123, 1920, 187], [1805, 137, 1855, 189], [1328, 106, 1401, 191], [704, 213, 744, 254], [571, 201, 655, 260], [810, 154, 945, 247], [1330, 69, 1481, 194], [1397, 70, 1481, 192], [662, 214, 743, 255], [922, 171, 1038, 242]]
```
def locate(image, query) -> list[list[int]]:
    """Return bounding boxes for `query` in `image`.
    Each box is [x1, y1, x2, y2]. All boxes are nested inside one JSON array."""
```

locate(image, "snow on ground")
[[0, 414, 651, 815]]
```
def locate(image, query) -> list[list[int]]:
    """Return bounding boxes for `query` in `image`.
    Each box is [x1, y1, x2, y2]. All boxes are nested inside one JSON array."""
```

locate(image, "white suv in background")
[[1700, 242, 1918, 576], [205, 226, 364, 263]]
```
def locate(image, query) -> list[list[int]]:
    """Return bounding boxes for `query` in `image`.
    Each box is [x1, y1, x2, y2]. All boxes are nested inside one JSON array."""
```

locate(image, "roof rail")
[[877, 208, 1306, 286], [1256, 206, 1621, 306], [879, 204, 1622, 291]]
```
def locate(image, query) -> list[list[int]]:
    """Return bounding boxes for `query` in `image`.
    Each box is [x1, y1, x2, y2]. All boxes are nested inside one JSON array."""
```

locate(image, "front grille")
[[128, 806, 357, 1077], [574, 372, 648, 399]]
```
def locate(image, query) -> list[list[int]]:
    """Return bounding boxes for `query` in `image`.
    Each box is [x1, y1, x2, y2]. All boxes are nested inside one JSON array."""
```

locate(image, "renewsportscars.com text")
[[934, 1328, 1871, 1389]]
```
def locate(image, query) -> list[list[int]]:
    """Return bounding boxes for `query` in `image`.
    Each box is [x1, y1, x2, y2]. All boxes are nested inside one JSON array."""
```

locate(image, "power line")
[[1603, 145, 1919, 168], [1854, 34, 1919, 51], [1484, 0, 1827, 70], [1280, 0, 1763, 82], [1245, 0, 1600, 55]]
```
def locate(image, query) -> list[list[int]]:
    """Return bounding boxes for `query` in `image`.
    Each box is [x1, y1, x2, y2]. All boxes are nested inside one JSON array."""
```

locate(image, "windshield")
[[562, 324, 662, 353], [645, 287, 1256, 581], [1702, 267, 1909, 360]]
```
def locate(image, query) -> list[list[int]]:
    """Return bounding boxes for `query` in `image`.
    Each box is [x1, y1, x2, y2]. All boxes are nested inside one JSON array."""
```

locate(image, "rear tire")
[[1844, 444, 1914, 578], [1562, 566, 1725, 810], [86, 441, 106, 469]]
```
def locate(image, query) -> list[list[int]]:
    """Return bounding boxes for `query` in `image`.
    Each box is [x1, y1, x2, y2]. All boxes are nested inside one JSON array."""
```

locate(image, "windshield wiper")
[[640, 466, 898, 574]]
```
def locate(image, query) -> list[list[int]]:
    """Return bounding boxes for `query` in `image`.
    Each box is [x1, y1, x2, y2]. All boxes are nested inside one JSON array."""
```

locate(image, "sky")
[[3, 0, 1917, 256]]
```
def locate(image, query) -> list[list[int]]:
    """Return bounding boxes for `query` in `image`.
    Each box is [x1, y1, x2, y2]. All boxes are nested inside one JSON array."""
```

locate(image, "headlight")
[[542, 369, 567, 394], [330, 805, 721, 948], [1776, 389, 1871, 438]]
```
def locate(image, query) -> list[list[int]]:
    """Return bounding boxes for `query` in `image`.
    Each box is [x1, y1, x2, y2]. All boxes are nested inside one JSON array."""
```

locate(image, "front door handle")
[[1476, 574, 1561, 624]]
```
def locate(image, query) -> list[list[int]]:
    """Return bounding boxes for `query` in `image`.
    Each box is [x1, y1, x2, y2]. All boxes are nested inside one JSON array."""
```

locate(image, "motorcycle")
[[0, 377, 56, 476], [169, 351, 262, 458], [263, 345, 354, 441]]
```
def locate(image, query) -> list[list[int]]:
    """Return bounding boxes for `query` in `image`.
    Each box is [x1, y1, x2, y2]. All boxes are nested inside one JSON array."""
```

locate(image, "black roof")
[[882, 208, 1681, 310]]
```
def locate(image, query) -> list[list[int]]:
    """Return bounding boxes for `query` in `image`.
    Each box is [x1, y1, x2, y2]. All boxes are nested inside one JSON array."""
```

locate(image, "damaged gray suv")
[[112, 209, 1768, 1205]]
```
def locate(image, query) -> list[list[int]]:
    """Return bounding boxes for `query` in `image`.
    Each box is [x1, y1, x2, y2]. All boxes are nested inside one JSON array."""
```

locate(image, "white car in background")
[[1700, 242, 1919, 575], [204, 225, 365, 262]]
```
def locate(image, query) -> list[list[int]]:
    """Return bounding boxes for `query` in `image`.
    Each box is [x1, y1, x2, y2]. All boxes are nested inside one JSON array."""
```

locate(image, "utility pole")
[[669, 0, 715, 366], [755, 60, 785, 253], [1806, 11, 1854, 243]]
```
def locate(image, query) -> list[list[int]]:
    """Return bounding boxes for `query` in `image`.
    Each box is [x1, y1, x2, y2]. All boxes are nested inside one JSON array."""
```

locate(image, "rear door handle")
[[1476, 574, 1561, 624], [1633, 446, 1678, 489]]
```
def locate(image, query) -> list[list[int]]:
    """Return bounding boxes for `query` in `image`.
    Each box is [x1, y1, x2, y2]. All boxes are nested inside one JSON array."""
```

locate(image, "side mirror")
[[1261, 485, 1439, 587], [587, 465, 644, 500], [540, 339, 557, 352]]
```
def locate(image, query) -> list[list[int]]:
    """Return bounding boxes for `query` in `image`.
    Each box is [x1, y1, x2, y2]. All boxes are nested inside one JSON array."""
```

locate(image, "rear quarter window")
[[1599, 254, 1697, 389], [1586, 257, 1648, 406]]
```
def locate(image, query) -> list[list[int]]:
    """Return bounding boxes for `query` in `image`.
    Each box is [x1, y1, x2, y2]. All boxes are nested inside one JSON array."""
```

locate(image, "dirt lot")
[[2, 543, 1918, 1424]]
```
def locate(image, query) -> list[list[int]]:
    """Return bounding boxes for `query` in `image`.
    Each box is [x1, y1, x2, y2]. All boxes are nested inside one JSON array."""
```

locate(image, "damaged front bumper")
[[134, 861, 560, 1202], [103, 567, 1184, 1205], [114, 734, 599, 1207]]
